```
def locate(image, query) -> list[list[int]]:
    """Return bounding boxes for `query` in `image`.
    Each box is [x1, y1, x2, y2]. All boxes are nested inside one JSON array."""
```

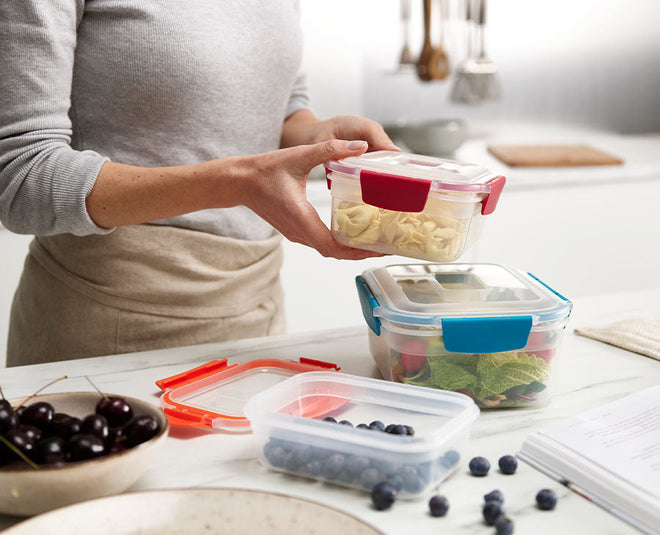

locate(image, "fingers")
[[289, 139, 368, 176]]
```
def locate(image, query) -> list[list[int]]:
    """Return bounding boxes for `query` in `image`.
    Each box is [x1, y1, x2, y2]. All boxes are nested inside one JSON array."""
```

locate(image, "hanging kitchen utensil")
[[471, 0, 500, 100], [435, 0, 450, 80], [416, 0, 444, 81], [398, 0, 415, 69], [450, 0, 481, 103]]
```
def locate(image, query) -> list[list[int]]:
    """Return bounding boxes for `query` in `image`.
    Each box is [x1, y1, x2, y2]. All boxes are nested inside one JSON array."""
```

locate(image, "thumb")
[[298, 139, 369, 170]]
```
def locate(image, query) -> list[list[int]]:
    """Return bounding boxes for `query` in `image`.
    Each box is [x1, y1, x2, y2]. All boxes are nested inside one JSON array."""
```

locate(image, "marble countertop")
[[1, 288, 659, 534]]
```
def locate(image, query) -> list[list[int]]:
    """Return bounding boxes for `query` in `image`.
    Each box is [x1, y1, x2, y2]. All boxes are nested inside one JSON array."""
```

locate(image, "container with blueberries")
[[244, 372, 479, 498]]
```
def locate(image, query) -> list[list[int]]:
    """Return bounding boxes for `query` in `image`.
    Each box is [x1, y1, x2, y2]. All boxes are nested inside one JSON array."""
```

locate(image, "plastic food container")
[[356, 263, 573, 409], [324, 151, 505, 262], [244, 372, 479, 499]]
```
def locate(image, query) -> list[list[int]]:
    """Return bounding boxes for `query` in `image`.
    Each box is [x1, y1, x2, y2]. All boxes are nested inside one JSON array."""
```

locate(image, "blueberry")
[[322, 453, 346, 479], [536, 488, 557, 510], [356, 423, 369, 430], [336, 470, 356, 484], [428, 494, 449, 517], [371, 481, 397, 511], [323, 417, 337, 423], [494, 515, 514, 535], [338, 420, 353, 427], [498, 455, 518, 475], [264, 443, 287, 468], [469, 456, 490, 477], [484, 489, 505, 505], [290, 444, 312, 466], [388, 424, 407, 435], [359, 467, 383, 489], [369, 420, 385, 432], [303, 459, 323, 477], [346, 455, 370, 475], [386, 473, 404, 492], [403, 425, 415, 436], [482, 501, 504, 525], [440, 450, 460, 469], [398, 465, 426, 493]]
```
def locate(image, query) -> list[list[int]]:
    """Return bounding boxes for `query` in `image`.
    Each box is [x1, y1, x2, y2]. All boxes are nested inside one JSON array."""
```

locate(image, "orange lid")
[[156, 357, 340, 432]]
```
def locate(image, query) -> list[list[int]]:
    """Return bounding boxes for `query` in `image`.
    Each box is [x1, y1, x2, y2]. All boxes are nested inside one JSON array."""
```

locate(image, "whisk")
[[450, 0, 500, 103]]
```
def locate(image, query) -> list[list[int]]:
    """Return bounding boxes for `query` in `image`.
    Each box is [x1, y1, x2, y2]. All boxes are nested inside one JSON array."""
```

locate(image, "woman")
[[0, 1, 396, 366]]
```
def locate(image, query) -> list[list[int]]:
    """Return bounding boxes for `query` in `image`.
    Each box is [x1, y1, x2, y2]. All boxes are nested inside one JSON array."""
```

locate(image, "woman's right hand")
[[240, 138, 383, 260]]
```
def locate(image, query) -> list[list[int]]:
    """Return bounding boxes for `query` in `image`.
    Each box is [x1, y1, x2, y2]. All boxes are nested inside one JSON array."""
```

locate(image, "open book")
[[518, 385, 660, 535]]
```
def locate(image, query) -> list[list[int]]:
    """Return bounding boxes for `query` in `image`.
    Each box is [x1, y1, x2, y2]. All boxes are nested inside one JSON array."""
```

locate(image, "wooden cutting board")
[[487, 144, 624, 167]]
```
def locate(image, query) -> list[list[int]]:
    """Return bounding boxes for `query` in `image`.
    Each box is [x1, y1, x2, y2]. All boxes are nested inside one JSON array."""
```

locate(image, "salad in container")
[[356, 263, 572, 409]]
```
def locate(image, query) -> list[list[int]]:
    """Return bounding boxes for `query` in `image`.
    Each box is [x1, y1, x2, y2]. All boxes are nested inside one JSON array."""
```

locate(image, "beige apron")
[[7, 224, 285, 367]]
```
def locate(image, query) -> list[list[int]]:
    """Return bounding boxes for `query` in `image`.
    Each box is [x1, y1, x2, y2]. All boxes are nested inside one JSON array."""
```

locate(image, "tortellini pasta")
[[333, 201, 467, 261]]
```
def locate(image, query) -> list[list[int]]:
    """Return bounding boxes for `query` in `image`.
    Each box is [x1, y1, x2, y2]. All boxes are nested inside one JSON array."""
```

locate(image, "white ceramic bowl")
[[385, 118, 467, 157], [2, 488, 384, 535], [0, 392, 169, 517]]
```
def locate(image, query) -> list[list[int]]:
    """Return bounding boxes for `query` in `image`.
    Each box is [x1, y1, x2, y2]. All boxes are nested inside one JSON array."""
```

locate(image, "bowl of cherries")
[[0, 384, 169, 516]]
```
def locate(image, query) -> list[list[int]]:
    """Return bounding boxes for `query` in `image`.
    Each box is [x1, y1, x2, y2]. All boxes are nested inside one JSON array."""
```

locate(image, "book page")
[[539, 385, 660, 497]]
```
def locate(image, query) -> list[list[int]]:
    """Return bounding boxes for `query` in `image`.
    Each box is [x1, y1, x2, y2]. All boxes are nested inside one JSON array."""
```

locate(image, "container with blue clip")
[[356, 263, 573, 409]]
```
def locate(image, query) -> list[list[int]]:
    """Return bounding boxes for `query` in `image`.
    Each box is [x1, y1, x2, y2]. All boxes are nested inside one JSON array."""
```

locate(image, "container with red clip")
[[324, 150, 505, 262], [156, 357, 340, 432]]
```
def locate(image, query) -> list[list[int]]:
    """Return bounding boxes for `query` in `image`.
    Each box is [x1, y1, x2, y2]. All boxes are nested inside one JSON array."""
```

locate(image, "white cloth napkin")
[[574, 316, 660, 361]]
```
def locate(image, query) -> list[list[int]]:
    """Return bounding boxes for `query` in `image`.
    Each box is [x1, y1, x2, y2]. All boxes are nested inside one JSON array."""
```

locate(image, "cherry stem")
[[0, 385, 5, 401], [14, 376, 68, 410], [0, 435, 40, 470], [85, 376, 109, 401]]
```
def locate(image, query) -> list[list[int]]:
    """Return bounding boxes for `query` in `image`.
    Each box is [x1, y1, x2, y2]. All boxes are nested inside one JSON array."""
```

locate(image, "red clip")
[[360, 170, 431, 212], [481, 175, 506, 215]]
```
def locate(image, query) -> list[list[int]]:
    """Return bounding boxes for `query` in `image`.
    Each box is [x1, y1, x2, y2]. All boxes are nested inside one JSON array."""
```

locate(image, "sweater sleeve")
[[285, 72, 313, 119], [0, 1, 112, 236]]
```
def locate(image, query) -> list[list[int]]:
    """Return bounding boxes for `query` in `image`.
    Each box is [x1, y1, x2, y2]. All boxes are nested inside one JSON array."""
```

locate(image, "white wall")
[[300, 0, 660, 134]]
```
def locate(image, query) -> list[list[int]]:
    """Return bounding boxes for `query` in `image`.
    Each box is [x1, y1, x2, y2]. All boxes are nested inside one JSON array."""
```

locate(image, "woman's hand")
[[280, 110, 399, 153], [242, 138, 384, 260]]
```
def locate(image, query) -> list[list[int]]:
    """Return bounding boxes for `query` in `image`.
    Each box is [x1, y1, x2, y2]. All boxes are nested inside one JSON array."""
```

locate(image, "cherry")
[[68, 434, 105, 461], [34, 436, 67, 465], [96, 397, 133, 427], [123, 415, 160, 447], [19, 402, 55, 430], [0, 406, 18, 434], [48, 413, 82, 439], [80, 414, 109, 442], [0, 428, 35, 463]]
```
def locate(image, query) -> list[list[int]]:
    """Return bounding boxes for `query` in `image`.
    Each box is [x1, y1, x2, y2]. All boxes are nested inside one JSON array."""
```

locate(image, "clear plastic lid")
[[325, 151, 498, 193], [156, 358, 340, 432], [360, 263, 572, 327]]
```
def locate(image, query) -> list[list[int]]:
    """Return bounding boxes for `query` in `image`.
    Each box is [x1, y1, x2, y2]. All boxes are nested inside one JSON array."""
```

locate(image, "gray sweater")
[[0, 0, 310, 239]]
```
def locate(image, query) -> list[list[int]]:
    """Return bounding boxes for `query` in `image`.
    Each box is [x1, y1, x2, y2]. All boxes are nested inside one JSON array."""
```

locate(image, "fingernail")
[[347, 140, 368, 150]]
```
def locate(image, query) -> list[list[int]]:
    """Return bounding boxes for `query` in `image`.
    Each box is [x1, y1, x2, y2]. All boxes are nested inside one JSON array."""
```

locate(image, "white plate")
[[3, 487, 384, 535]]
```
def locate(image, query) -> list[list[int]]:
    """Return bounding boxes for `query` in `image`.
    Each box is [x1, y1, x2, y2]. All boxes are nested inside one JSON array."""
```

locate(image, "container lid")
[[324, 151, 505, 215], [357, 263, 572, 353], [155, 357, 340, 432]]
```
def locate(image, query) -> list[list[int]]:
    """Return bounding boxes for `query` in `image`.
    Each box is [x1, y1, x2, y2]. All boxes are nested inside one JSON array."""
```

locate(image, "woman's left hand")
[[280, 110, 399, 153]]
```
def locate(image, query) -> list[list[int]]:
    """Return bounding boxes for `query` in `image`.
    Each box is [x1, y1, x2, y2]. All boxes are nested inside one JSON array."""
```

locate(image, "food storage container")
[[156, 357, 340, 431], [324, 151, 505, 262], [244, 371, 479, 498], [356, 263, 573, 409]]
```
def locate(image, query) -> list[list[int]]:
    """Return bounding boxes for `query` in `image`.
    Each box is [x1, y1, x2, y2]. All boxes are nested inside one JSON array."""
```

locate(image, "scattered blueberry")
[[371, 481, 397, 511], [323, 417, 337, 423], [498, 455, 518, 475], [428, 494, 449, 517], [338, 420, 353, 427], [482, 500, 504, 525], [484, 489, 504, 505], [356, 423, 369, 430], [469, 456, 490, 477], [536, 488, 557, 510], [494, 515, 514, 535]]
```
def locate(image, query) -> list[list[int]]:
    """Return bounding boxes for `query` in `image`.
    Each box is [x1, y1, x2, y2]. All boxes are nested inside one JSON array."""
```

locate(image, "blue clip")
[[355, 276, 381, 336]]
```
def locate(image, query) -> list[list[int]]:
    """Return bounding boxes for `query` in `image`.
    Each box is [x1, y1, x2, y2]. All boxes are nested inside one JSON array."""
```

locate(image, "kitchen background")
[[1, 0, 659, 367]]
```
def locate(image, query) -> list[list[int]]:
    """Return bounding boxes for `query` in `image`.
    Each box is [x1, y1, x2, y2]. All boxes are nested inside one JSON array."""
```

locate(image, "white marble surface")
[[1, 289, 659, 534]]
